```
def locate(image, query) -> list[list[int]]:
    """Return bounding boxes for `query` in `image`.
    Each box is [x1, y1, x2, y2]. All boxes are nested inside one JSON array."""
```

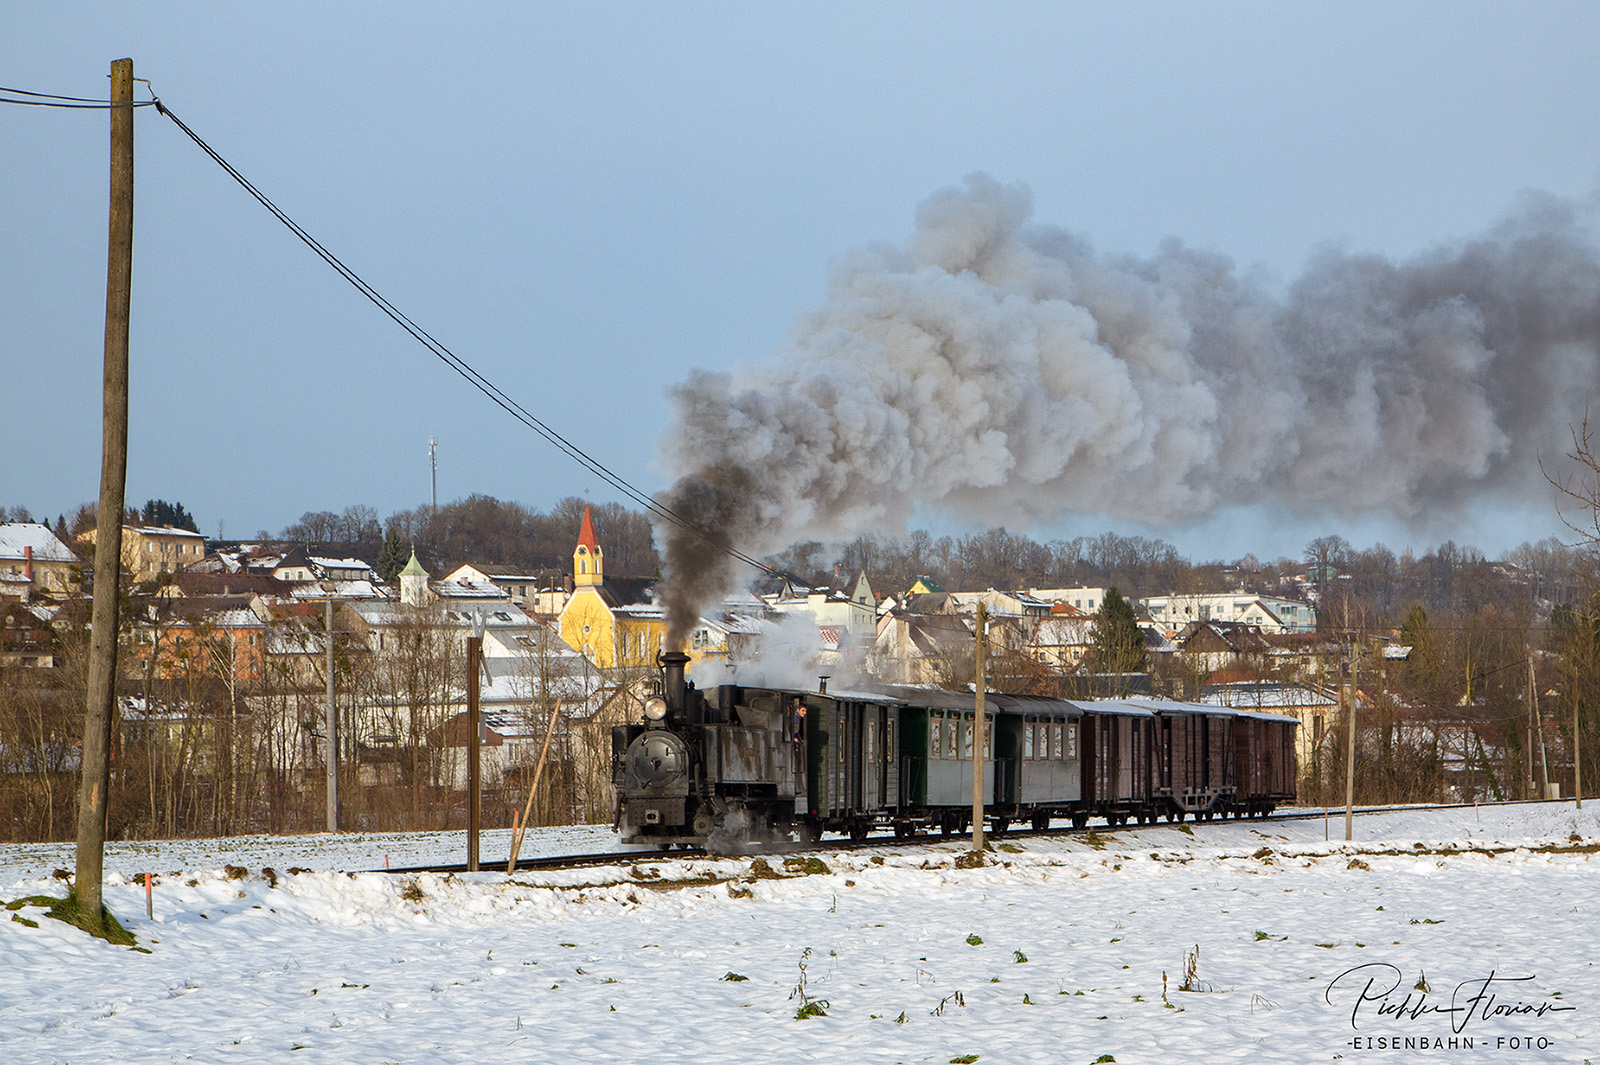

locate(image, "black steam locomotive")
[[612, 651, 1297, 849]]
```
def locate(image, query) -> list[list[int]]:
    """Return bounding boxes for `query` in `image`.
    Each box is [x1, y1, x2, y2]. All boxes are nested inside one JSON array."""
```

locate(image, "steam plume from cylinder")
[[657, 174, 1600, 647]]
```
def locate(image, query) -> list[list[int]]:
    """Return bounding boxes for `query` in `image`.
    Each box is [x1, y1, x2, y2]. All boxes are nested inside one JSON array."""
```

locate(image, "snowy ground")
[[3, 803, 1597, 1064]]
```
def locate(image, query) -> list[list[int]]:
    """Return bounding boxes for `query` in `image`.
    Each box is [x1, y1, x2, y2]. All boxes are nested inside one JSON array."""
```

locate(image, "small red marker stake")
[[384, 854, 390, 870], [145, 872, 153, 919]]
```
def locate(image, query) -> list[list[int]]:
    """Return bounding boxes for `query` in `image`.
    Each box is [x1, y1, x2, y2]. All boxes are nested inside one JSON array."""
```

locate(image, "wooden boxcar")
[[1079, 701, 1155, 826], [1229, 709, 1298, 816], [1133, 699, 1238, 820]]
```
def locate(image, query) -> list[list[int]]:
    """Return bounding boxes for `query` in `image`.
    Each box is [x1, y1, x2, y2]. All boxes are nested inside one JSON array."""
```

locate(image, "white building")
[[1027, 587, 1115, 614], [1142, 592, 1316, 635]]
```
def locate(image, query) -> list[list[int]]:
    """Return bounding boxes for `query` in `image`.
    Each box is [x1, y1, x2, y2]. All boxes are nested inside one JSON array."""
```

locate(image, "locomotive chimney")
[[660, 650, 690, 712]]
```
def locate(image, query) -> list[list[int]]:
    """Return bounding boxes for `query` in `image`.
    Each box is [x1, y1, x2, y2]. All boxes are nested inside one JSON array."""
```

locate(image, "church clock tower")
[[573, 505, 603, 587]]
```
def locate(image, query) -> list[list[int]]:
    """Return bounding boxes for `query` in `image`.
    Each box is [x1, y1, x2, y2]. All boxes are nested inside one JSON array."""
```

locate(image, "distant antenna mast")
[[429, 436, 438, 515]]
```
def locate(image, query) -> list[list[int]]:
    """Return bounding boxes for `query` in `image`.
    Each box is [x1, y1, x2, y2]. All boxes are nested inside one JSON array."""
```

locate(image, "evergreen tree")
[[139, 499, 199, 533], [376, 525, 409, 583], [1091, 586, 1145, 675]]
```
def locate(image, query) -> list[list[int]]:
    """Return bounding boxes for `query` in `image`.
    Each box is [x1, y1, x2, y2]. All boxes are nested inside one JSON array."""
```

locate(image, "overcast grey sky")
[[7, 3, 1600, 563]]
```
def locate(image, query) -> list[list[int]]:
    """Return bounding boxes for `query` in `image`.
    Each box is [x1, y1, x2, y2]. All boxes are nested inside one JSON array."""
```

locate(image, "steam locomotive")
[[612, 651, 1297, 849]]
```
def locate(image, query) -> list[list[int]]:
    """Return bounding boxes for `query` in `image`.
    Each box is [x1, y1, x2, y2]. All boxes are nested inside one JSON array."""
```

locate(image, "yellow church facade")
[[556, 506, 668, 670]]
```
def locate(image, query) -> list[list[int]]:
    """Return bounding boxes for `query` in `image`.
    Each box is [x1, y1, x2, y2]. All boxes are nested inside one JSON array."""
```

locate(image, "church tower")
[[400, 547, 430, 606], [573, 505, 603, 587]]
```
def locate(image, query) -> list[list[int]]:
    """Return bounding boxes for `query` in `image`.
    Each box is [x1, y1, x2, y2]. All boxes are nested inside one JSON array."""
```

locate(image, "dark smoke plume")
[[657, 174, 1600, 647]]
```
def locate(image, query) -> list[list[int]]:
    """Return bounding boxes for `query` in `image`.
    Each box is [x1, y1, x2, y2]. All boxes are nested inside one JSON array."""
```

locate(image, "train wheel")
[[1031, 813, 1050, 831]]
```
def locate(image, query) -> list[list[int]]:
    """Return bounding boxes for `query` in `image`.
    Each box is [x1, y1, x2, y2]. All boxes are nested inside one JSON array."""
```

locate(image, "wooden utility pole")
[[1530, 657, 1550, 800], [324, 595, 338, 832], [75, 57, 135, 930], [972, 603, 987, 854], [1575, 662, 1583, 810], [466, 619, 482, 871], [1344, 639, 1357, 841]]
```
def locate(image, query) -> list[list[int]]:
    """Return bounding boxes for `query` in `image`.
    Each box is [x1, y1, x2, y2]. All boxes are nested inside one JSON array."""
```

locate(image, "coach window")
[[946, 715, 959, 759], [1024, 719, 1035, 759], [1066, 721, 1078, 759], [1052, 722, 1064, 760], [930, 715, 943, 759], [961, 716, 973, 759]]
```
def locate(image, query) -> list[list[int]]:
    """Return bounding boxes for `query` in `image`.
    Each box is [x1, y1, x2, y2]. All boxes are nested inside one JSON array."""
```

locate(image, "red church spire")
[[577, 505, 599, 551]]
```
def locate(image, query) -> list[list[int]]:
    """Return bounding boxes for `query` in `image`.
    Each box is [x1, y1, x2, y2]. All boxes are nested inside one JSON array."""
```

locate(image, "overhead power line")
[[0, 83, 158, 109], [129, 94, 773, 576]]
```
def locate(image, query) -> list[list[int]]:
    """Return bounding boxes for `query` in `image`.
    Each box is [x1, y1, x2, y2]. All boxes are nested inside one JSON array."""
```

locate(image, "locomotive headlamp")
[[644, 696, 668, 722]]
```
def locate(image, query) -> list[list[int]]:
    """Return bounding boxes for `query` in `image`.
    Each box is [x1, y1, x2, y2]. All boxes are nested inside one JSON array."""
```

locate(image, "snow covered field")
[[3, 804, 1596, 1064]]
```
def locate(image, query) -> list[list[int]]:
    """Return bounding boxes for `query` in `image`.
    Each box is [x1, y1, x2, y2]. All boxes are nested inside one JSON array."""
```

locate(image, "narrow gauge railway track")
[[368, 797, 1568, 875]]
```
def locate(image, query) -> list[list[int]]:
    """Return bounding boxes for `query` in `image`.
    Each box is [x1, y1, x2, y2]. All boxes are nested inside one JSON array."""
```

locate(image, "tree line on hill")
[[4, 493, 1583, 623]]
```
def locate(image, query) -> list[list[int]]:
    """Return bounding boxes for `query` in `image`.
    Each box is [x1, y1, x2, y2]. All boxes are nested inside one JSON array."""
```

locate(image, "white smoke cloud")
[[657, 174, 1600, 640]]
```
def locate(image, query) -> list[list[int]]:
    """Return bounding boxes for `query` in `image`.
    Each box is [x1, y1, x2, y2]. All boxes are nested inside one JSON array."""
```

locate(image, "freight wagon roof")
[[1127, 696, 1300, 725], [1072, 698, 1155, 718]]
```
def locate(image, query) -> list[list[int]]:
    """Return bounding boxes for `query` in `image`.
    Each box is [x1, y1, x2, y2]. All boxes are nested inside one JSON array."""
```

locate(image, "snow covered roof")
[[289, 580, 382, 600], [310, 557, 374, 572], [433, 579, 510, 600], [0, 522, 75, 563]]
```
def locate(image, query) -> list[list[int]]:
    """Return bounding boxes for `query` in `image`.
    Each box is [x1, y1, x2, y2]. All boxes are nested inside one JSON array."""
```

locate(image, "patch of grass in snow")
[[1082, 829, 1107, 849], [951, 1055, 980, 1063], [5, 892, 137, 947], [1013, 950, 1028, 963], [721, 972, 749, 982], [966, 933, 984, 946], [998, 843, 1024, 853], [783, 856, 831, 876], [400, 881, 425, 903]]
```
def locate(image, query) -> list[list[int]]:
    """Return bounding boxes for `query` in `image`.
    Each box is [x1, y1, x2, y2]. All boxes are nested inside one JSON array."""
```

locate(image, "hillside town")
[[0, 501, 1590, 844]]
